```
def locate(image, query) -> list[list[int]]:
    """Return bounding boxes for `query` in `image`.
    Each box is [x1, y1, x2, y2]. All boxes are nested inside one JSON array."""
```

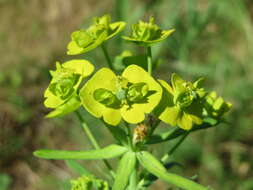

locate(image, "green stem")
[[147, 46, 152, 75], [101, 43, 114, 70], [124, 121, 133, 150], [149, 119, 161, 136], [128, 169, 137, 190], [161, 131, 189, 163], [74, 110, 115, 177], [147, 122, 215, 144]]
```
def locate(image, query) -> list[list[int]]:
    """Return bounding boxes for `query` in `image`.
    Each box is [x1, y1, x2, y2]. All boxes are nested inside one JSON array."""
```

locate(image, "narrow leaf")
[[34, 144, 127, 160], [112, 151, 136, 190], [65, 160, 91, 175], [137, 151, 208, 190]]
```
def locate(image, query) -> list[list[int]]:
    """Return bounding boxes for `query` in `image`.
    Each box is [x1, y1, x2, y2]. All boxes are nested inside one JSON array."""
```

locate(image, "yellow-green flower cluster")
[[79, 65, 162, 125], [204, 91, 232, 118], [71, 175, 109, 190], [155, 74, 206, 130], [123, 17, 175, 46], [44, 60, 94, 118], [67, 14, 126, 55], [44, 61, 231, 129], [154, 73, 231, 130], [43, 14, 231, 131]]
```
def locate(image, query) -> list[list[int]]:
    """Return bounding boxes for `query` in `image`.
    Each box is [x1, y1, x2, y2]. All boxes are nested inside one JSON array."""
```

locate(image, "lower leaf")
[[137, 151, 209, 190], [34, 144, 127, 160], [112, 151, 136, 190]]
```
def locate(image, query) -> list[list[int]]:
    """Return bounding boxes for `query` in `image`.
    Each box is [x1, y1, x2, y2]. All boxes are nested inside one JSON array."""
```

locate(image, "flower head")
[[71, 175, 109, 190], [122, 16, 175, 46], [155, 73, 206, 130], [44, 60, 94, 118], [80, 65, 162, 126], [204, 91, 232, 118], [67, 14, 126, 55]]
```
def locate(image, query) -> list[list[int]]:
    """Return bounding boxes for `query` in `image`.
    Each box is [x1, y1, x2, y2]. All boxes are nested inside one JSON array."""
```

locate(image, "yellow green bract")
[[204, 91, 232, 118], [44, 59, 94, 118], [155, 73, 205, 130], [80, 65, 162, 126], [67, 14, 126, 55], [71, 175, 109, 190], [122, 17, 175, 46]]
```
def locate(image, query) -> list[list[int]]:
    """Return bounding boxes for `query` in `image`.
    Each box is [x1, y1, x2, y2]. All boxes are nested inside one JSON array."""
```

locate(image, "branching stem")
[[161, 131, 189, 163], [75, 110, 115, 177], [101, 43, 114, 70]]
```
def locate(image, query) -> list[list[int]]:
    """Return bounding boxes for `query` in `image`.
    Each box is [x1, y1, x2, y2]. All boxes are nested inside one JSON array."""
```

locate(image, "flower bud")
[[133, 123, 149, 144]]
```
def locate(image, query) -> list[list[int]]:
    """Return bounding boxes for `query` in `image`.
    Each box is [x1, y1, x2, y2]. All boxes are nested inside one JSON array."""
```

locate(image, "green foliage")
[[137, 151, 208, 190], [65, 160, 91, 176], [112, 151, 136, 190], [34, 144, 128, 160]]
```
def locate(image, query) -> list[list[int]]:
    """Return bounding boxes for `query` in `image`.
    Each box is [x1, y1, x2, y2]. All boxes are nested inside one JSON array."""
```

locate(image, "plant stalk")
[[161, 131, 189, 163], [147, 46, 152, 75], [128, 168, 137, 190], [74, 110, 115, 177], [124, 121, 134, 150], [101, 43, 114, 70]]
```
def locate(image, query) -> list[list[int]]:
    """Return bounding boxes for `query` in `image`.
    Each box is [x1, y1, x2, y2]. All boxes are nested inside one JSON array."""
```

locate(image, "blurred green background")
[[0, 0, 252, 189]]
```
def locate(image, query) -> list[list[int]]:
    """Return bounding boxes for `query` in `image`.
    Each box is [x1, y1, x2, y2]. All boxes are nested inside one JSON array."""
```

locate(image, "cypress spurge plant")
[[34, 14, 232, 190]]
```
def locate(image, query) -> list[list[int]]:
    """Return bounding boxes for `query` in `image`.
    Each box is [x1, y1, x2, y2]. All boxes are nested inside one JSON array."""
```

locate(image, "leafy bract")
[[154, 73, 205, 130], [67, 14, 126, 55], [204, 91, 232, 118], [44, 60, 94, 118], [80, 65, 162, 125], [34, 144, 127, 160], [71, 175, 109, 190], [123, 16, 175, 46]]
